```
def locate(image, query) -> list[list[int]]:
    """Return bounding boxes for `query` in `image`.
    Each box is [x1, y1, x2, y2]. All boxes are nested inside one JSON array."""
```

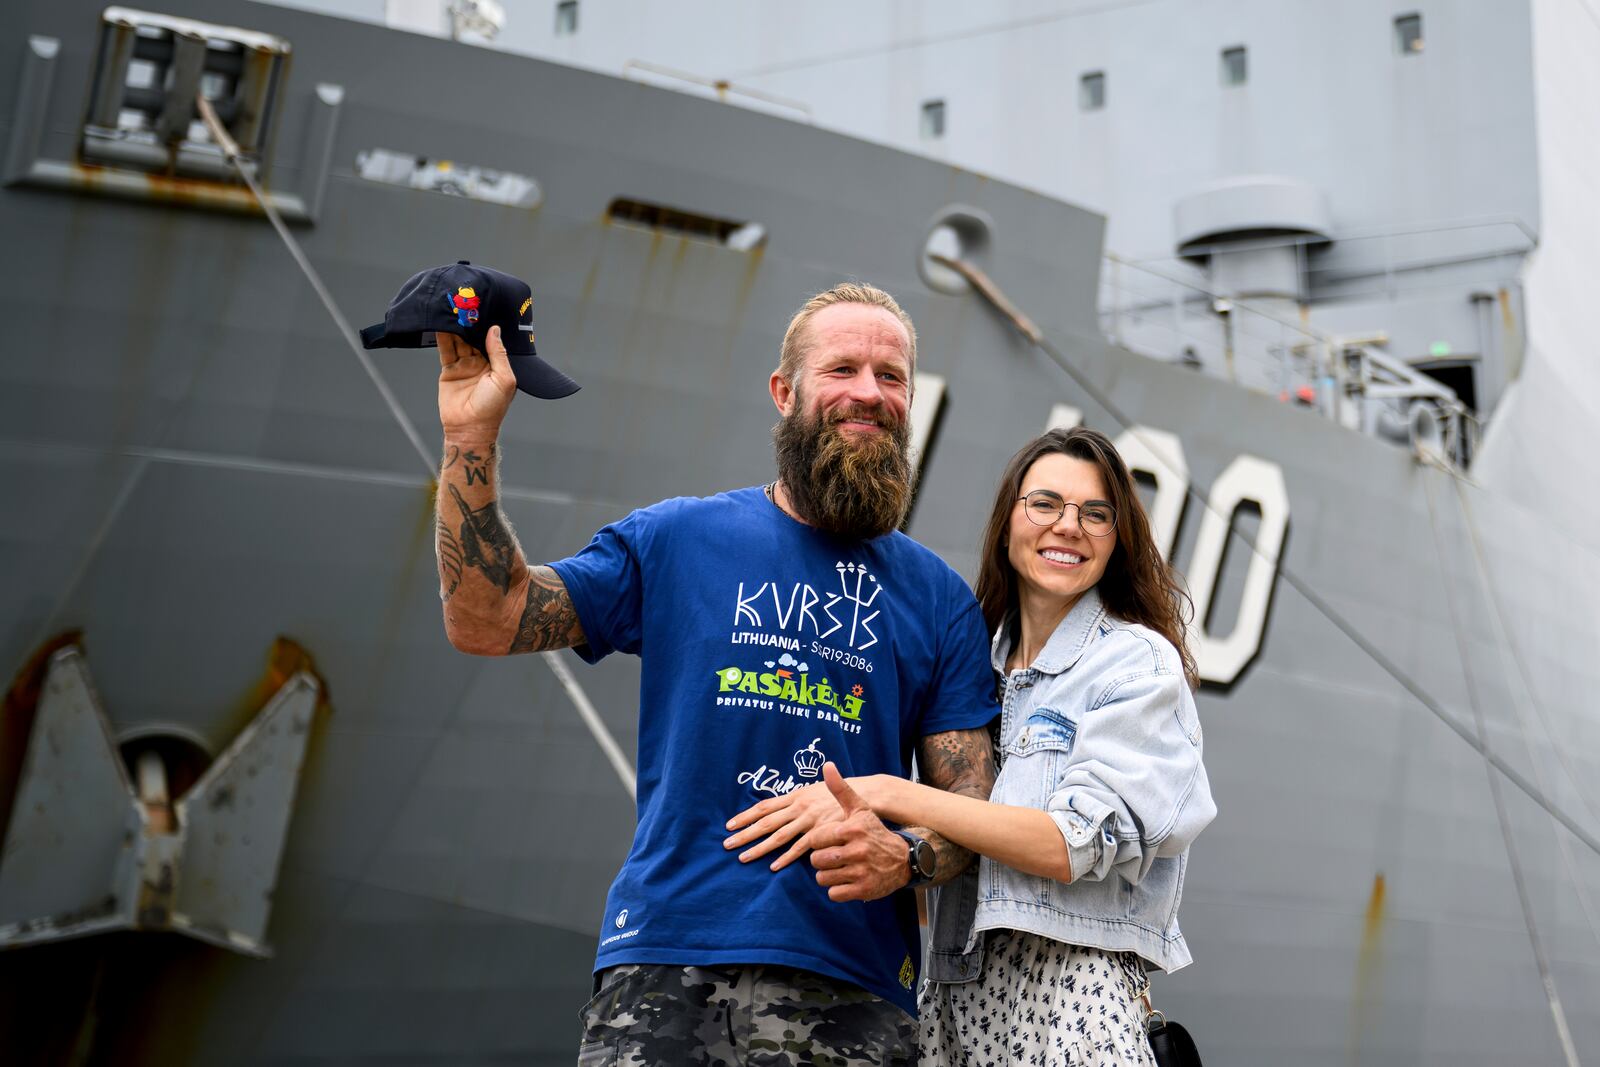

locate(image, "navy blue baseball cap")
[[360, 260, 579, 399]]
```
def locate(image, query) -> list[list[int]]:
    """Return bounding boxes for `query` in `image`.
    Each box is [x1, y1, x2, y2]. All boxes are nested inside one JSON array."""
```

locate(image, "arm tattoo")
[[462, 446, 492, 487], [442, 445, 460, 470], [436, 516, 464, 600], [919, 728, 998, 800], [449, 483, 516, 594], [911, 727, 998, 884], [509, 566, 586, 654]]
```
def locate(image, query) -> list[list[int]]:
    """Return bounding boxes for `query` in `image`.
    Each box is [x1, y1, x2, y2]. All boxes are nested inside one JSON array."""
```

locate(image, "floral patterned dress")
[[918, 928, 1157, 1067]]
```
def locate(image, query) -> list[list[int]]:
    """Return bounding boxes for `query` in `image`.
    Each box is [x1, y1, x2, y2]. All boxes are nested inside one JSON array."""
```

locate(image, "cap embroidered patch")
[[448, 286, 481, 327], [518, 296, 532, 316]]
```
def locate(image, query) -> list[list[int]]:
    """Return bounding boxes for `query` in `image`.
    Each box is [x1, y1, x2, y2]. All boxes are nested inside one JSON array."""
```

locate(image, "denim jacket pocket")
[[986, 708, 1077, 906], [998, 708, 1077, 806]]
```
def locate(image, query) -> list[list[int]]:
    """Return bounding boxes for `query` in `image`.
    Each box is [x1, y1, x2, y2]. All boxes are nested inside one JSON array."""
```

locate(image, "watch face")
[[912, 838, 936, 878]]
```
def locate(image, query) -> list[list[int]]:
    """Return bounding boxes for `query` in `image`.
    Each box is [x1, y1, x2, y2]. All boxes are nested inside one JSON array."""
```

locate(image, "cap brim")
[[361, 323, 439, 349], [510, 355, 580, 399], [360, 322, 394, 348]]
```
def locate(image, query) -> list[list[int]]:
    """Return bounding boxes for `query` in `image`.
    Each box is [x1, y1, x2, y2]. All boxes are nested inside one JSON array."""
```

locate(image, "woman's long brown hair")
[[974, 427, 1199, 689]]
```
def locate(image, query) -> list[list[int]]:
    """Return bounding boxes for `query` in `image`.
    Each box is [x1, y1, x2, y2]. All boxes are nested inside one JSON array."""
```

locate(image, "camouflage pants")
[[578, 963, 917, 1066]]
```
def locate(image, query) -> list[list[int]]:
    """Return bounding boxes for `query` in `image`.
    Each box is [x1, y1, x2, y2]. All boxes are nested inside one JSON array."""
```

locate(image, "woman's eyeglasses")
[[1016, 491, 1117, 536]]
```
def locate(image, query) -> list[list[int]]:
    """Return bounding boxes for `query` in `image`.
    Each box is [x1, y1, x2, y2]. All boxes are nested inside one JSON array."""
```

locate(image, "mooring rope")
[[196, 96, 637, 798]]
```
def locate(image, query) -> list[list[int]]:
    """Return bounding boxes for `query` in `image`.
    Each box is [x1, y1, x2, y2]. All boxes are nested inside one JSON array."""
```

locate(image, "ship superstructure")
[[398, 1, 1590, 475]]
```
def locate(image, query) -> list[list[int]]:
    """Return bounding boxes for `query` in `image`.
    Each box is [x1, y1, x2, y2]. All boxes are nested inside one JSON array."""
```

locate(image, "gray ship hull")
[[2, 2, 1596, 1063]]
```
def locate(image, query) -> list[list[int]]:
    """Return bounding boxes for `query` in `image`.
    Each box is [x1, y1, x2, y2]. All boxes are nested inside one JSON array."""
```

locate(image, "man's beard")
[[773, 400, 914, 540]]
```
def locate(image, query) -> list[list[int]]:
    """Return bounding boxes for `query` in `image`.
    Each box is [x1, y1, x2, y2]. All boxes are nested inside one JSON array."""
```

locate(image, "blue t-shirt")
[[550, 486, 998, 1014]]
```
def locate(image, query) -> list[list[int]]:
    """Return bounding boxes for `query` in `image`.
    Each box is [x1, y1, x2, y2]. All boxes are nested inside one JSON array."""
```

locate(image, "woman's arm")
[[726, 653, 1215, 887], [1044, 668, 1215, 885], [860, 775, 1072, 883], [725, 772, 1075, 884]]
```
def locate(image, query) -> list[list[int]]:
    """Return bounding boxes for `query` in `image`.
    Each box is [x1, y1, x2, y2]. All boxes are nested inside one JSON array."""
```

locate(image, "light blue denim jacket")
[[925, 588, 1216, 981]]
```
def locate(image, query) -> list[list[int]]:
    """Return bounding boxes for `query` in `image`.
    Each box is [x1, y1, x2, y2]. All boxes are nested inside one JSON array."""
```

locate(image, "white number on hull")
[[1046, 404, 1083, 431], [1113, 427, 1188, 561], [907, 373, 948, 482], [1038, 414, 1288, 685], [1183, 456, 1289, 685]]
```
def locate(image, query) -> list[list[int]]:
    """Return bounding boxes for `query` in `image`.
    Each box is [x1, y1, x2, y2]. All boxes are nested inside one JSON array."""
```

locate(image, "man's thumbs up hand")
[[807, 763, 911, 902], [823, 761, 869, 817]]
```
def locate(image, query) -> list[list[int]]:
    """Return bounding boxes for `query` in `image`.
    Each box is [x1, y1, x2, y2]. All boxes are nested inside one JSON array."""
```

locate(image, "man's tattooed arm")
[[906, 727, 997, 886], [449, 483, 517, 594], [436, 439, 587, 655], [509, 566, 587, 653]]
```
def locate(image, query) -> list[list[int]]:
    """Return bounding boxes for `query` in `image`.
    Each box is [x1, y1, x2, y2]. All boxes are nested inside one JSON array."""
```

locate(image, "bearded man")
[[435, 282, 997, 1066]]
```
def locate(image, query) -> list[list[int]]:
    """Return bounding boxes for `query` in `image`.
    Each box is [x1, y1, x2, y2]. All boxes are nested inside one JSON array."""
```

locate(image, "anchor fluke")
[[0, 647, 319, 957]]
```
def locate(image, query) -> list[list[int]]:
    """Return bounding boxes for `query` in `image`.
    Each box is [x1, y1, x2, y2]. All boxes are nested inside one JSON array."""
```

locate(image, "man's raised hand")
[[438, 326, 517, 440]]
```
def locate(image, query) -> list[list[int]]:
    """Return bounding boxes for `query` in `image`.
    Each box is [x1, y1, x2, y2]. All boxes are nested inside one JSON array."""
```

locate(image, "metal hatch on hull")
[[6, 7, 339, 221]]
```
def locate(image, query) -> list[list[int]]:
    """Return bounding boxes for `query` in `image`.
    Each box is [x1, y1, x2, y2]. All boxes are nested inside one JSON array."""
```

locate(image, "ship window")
[[606, 197, 768, 251], [1079, 71, 1106, 111], [355, 148, 543, 208], [555, 0, 578, 36], [921, 99, 946, 139], [1220, 46, 1247, 86], [1394, 13, 1423, 54]]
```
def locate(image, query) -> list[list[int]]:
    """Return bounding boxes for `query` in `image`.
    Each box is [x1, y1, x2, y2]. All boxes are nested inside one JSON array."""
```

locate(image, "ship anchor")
[[0, 647, 320, 958]]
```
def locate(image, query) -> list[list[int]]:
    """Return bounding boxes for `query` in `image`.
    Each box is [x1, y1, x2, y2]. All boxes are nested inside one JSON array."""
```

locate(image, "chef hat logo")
[[793, 738, 825, 779]]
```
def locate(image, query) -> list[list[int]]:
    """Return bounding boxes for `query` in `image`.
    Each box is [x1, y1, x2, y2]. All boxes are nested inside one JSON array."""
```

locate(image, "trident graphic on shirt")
[[729, 562, 884, 652], [834, 562, 881, 651]]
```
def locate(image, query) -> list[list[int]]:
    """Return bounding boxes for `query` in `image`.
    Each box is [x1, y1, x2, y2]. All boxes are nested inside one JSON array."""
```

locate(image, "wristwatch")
[[894, 830, 938, 888]]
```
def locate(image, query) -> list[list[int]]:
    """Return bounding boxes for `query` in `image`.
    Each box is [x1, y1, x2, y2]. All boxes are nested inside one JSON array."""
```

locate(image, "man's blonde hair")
[[777, 282, 918, 385]]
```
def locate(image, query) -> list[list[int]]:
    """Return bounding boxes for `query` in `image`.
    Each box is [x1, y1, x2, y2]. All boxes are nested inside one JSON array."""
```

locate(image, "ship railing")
[[1101, 215, 1532, 365], [621, 60, 813, 121], [1159, 216, 1535, 303], [1096, 221, 1525, 468]]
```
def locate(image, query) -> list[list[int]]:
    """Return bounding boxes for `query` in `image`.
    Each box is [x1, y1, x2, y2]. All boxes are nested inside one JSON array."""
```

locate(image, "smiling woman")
[[908, 427, 1213, 1064], [977, 428, 1198, 689], [1004, 454, 1119, 651]]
